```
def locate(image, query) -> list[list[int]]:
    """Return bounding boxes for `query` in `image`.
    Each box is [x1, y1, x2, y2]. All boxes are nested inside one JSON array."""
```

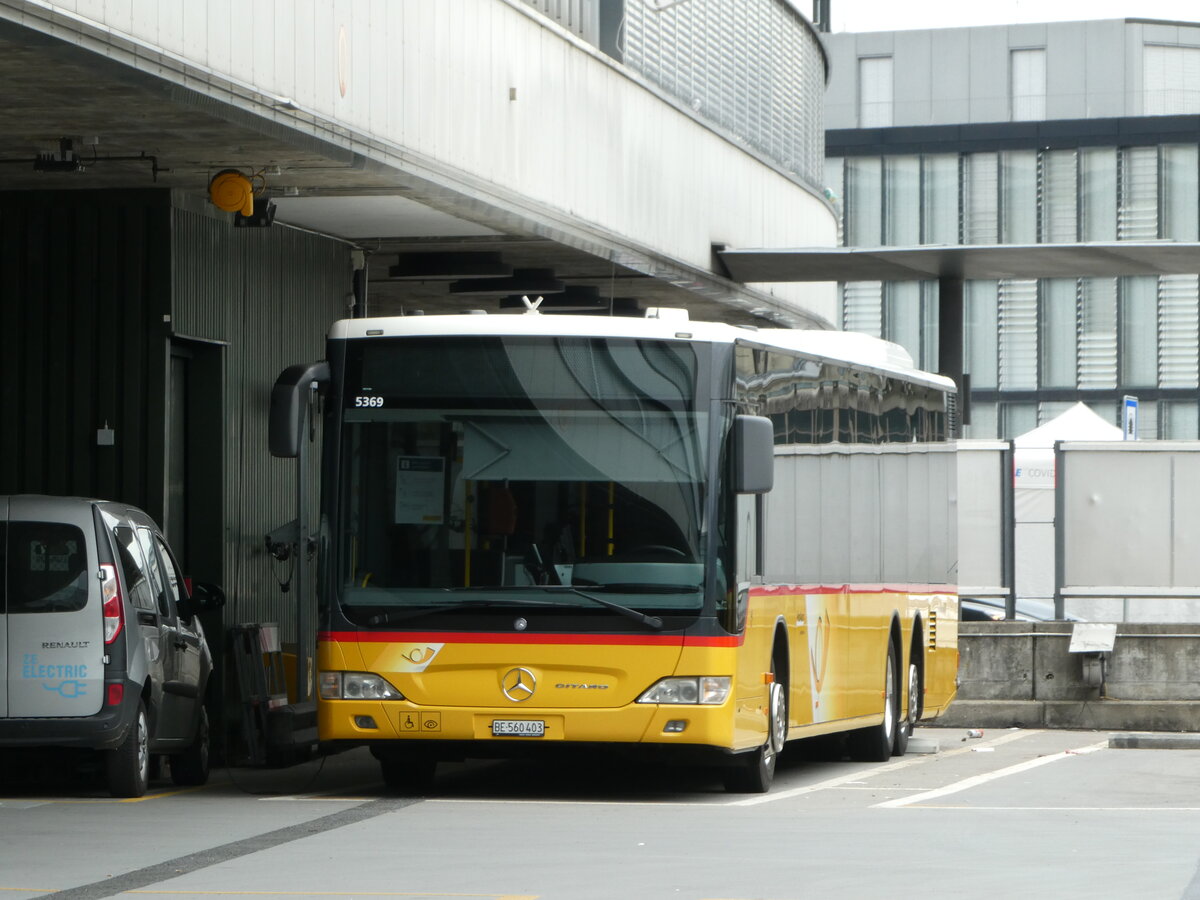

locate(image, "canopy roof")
[[719, 242, 1200, 283]]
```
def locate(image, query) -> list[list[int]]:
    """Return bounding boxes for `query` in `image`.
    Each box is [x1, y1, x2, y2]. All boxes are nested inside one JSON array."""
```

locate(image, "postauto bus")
[[269, 308, 958, 793]]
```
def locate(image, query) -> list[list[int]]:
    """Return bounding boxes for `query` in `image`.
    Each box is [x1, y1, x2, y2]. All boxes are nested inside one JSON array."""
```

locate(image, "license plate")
[[491, 719, 545, 737]]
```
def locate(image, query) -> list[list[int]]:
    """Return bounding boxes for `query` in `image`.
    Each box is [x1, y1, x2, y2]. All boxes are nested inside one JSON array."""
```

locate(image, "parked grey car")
[[960, 596, 1081, 622], [0, 495, 223, 797]]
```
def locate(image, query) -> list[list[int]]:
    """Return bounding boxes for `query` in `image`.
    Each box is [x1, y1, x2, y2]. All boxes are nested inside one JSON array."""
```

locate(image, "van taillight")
[[100, 563, 123, 644]]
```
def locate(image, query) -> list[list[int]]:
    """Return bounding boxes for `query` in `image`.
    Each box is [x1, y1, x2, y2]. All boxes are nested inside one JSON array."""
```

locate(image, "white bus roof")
[[328, 309, 954, 391]]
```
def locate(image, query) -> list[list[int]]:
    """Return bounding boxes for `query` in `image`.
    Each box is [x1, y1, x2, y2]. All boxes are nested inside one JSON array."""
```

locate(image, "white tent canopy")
[[1013, 403, 1123, 600], [1014, 402, 1124, 449]]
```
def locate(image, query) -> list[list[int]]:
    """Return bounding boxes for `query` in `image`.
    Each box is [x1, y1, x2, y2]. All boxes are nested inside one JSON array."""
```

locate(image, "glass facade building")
[[824, 20, 1200, 438]]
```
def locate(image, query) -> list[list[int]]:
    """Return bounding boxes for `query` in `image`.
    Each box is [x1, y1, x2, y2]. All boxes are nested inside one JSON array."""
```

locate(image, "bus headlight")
[[636, 676, 730, 705], [319, 671, 405, 701]]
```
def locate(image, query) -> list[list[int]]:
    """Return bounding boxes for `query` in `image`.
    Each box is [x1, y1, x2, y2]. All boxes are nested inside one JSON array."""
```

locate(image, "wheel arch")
[[888, 613, 903, 661], [139, 679, 162, 743], [771, 617, 790, 690]]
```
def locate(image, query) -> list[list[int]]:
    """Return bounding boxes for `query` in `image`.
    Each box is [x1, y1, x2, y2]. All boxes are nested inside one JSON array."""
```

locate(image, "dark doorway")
[[167, 340, 224, 579], [168, 338, 227, 757]]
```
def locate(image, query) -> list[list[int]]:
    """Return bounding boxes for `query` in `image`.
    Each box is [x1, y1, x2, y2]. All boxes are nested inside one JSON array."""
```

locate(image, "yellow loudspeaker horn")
[[209, 169, 255, 217]]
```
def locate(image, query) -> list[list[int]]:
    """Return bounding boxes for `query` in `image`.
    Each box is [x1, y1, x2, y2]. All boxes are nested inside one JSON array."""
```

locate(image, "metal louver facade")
[[1119, 147, 1160, 240], [1159, 275, 1200, 389], [842, 281, 882, 337], [522, 0, 598, 43], [619, 0, 827, 191], [1077, 278, 1119, 391], [998, 280, 1039, 390], [826, 19, 1200, 439], [829, 139, 1200, 438]]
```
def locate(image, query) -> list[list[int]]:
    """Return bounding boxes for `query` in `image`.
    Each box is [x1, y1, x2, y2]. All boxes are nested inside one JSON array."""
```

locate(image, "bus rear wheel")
[[723, 661, 786, 793], [846, 640, 899, 763], [894, 659, 920, 757]]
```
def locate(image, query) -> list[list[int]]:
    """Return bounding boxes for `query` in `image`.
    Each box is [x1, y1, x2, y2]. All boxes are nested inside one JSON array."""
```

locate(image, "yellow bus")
[[270, 308, 958, 793]]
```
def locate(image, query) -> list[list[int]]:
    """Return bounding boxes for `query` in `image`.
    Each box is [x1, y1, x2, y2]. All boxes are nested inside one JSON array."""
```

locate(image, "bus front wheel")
[[723, 661, 786, 793]]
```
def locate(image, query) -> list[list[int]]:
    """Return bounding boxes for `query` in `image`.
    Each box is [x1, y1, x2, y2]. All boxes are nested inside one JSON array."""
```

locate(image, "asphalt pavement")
[[3, 727, 1200, 900]]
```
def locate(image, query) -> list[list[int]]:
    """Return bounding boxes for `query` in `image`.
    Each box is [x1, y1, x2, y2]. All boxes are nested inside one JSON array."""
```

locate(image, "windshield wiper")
[[580, 583, 701, 594], [529, 586, 667, 630], [357, 587, 680, 631], [362, 597, 561, 627]]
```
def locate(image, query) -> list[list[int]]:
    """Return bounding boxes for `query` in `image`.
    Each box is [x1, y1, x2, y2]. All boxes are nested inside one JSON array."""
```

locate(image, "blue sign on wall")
[[1123, 396, 1138, 440]]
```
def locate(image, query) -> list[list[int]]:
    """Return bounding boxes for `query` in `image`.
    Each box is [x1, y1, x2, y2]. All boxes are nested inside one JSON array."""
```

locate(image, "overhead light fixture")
[[209, 169, 256, 216], [209, 168, 276, 227], [449, 268, 565, 296], [389, 251, 512, 281], [499, 285, 605, 312]]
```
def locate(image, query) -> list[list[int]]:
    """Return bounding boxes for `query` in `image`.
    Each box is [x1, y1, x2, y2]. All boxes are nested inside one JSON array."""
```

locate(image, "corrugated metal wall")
[[0, 186, 349, 649], [0, 189, 172, 510], [172, 201, 350, 637]]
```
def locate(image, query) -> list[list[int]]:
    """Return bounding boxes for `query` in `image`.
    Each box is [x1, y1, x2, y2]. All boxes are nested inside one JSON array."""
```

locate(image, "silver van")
[[0, 495, 223, 797]]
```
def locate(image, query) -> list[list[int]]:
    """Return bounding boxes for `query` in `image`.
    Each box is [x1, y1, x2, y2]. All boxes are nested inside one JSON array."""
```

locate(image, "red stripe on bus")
[[750, 584, 957, 596], [318, 630, 740, 647]]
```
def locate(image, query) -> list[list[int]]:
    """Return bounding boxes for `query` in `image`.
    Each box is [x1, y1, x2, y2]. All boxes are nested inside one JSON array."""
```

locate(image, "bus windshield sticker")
[[394, 456, 445, 525]]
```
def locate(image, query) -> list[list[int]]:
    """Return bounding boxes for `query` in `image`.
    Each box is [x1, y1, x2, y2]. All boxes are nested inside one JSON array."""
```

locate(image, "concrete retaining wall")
[[934, 622, 1200, 732]]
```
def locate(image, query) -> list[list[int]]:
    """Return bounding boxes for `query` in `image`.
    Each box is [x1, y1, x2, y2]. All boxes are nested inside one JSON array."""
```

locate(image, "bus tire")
[[723, 659, 786, 793], [846, 640, 899, 763], [894, 659, 920, 757], [379, 755, 437, 795]]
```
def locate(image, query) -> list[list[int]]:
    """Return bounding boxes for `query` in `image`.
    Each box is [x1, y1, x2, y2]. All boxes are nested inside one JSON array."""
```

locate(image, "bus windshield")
[[336, 335, 710, 625]]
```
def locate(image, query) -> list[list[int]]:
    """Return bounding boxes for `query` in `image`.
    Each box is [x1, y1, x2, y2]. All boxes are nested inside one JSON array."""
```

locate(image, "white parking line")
[[253, 730, 1055, 807], [729, 728, 1043, 807], [874, 740, 1107, 808], [902, 811, 1200, 816]]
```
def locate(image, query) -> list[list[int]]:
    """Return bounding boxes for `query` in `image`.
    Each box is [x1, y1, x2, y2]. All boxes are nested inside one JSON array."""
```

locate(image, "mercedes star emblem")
[[502, 667, 537, 702]]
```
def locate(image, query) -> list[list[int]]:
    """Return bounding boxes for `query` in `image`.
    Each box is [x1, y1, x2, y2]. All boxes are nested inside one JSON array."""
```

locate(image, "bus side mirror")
[[734, 415, 774, 494], [269, 361, 331, 458]]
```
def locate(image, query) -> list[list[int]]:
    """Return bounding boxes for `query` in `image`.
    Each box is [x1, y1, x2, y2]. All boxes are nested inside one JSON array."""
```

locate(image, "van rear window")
[[5, 522, 89, 614]]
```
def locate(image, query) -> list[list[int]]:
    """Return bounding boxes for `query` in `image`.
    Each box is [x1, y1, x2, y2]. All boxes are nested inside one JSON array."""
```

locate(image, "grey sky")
[[831, 0, 1200, 32]]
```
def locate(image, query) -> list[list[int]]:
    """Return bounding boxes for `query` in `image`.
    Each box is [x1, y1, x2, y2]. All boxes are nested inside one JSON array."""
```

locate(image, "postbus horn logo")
[[810, 615, 831, 694]]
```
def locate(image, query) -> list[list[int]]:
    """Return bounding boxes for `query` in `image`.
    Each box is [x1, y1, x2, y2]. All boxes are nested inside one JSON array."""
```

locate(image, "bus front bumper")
[[319, 697, 737, 749]]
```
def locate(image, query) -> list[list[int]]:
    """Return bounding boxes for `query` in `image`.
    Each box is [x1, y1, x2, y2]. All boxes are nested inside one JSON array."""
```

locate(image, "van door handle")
[[137, 612, 157, 626]]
